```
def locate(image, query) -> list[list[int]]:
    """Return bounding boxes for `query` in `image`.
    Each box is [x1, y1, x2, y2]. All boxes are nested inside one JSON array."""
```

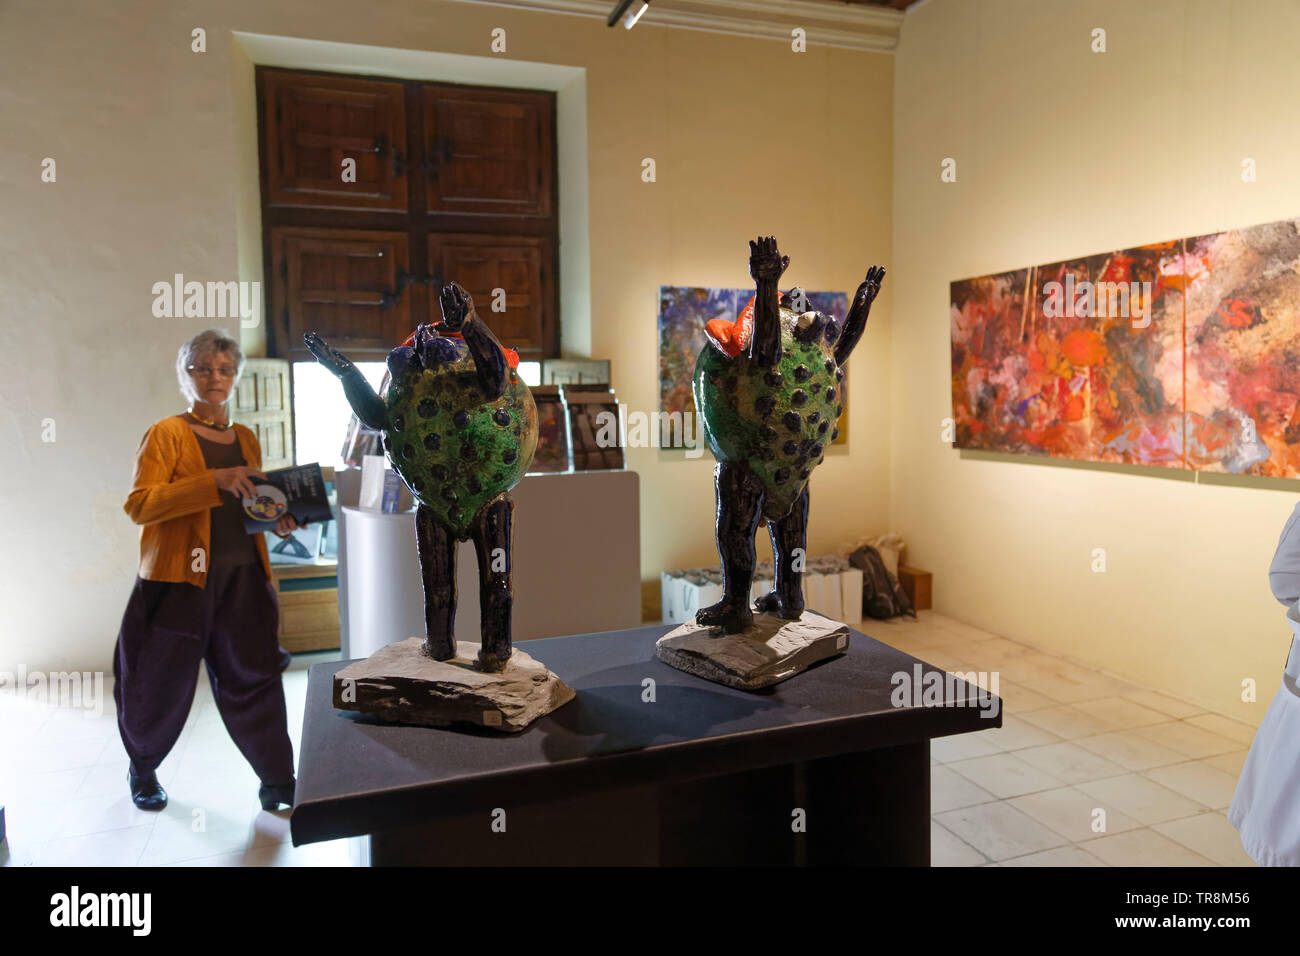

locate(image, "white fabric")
[[1269, 501, 1300, 606], [358, 455, 388, 512], [1227, 626, 1300, 866], [1227, 501, 1300, 866], [839, 567, 864, 627]]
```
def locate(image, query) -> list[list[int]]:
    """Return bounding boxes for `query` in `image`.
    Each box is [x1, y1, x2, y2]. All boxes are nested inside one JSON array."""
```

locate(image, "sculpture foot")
[[753, 589, 804, 620], [476, 651, 509, 673], [421, 637, 456, 661], [696, 598, 753, 634]]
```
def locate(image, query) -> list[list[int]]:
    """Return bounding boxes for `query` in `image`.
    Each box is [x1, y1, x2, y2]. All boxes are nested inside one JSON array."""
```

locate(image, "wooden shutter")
[[257, 69, 561, 361], [232, 358, 295, 469], [427, 234, 553, 359], [272, 227, 411, 360], [423, 86, 553, 219], [263, 71, 408, 212]]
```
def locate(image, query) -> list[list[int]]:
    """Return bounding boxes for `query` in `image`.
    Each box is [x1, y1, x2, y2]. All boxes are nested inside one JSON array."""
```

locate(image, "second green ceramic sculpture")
[[692, 236, 884, 635]]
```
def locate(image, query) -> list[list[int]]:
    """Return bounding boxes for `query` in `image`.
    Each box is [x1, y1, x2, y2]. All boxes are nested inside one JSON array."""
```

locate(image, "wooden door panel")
[[427, 235, 552, 358], [264, 71, 408, 211], [273, 227, 410, 357], [423, 87, 553, 218]]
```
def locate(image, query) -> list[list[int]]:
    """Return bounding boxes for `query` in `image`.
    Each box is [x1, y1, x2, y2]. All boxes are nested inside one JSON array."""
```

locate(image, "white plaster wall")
[[892, 0, 1300, 722], [0, 0, 893, 672]]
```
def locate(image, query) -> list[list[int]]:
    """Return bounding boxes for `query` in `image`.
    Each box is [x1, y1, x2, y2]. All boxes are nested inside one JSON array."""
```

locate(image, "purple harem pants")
[[112, 561, 295, 786]]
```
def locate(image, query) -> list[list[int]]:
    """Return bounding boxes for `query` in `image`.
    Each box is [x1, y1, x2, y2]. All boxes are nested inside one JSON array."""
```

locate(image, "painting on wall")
[[949, 267, 1033, 456], [659, 286, 737, 434], [1184, 222, 1300, 477], [951, 215, 1300, 477], [659, 285, 850, 448]]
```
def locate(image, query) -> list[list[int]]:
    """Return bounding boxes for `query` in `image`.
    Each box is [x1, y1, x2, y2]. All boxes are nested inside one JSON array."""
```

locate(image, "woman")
[[114, 329, 298, 812], [1228, 501, 1300, 865]]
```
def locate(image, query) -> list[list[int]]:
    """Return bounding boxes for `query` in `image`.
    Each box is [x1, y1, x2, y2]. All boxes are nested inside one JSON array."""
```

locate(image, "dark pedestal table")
[[290, 623, 1001, 865]]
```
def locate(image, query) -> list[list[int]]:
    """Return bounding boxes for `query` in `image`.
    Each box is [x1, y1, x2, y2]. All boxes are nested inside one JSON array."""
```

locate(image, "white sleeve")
[[1268, 501, 1300, 606]]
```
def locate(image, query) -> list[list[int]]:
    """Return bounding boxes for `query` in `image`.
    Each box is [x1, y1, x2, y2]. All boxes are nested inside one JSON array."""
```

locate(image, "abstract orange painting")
[[952, 216, 1300, 476], [1185, 222, 1300, 477]]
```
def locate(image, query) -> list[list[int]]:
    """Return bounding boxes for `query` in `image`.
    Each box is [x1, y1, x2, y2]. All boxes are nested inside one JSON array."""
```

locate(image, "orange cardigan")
[[123, 415, 273, 587]]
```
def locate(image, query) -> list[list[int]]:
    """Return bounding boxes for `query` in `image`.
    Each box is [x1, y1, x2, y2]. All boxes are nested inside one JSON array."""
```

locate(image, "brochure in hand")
[[241, 463, 334, 534]]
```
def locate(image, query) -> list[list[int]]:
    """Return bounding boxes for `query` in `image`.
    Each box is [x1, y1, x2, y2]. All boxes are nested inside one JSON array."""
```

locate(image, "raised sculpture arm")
[[303, 332, 388, 430], [438, 282, 509, 400], [834, 265, 885, 367], [747, 236, 789, 368]]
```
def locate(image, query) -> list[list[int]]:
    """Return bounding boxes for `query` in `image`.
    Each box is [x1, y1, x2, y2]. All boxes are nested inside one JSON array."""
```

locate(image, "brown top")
[[194, 432, 261, 568]]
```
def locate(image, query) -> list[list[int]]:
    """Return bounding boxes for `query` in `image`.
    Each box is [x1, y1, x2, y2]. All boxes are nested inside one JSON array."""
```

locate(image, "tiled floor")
[[0, 611, 1261, 867], [867, 611, 1258, 867], [0, 652, 351, 867]]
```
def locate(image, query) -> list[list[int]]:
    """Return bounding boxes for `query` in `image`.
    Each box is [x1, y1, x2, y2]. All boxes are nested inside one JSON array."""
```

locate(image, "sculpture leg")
[[755, 487, 809, 620], [471, 495, 514, 673], [415, 504, 457, 660], [696, 461, 764, 634]]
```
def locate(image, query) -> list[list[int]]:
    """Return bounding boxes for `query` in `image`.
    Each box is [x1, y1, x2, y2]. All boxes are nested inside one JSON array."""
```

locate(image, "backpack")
[[849, 545, 917, 620]]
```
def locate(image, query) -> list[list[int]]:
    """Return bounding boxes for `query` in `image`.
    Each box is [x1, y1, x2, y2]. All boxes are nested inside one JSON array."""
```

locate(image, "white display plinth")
[[340, 471, 642, 660]]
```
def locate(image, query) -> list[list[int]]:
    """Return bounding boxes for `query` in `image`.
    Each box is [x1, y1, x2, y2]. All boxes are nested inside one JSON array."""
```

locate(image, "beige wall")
[[0, 0, 893, 672], [892, 0, 1300, 722]]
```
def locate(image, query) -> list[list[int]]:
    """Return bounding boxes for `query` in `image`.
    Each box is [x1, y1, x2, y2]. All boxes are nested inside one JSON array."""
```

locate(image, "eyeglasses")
[[188, 364, 238, 379]]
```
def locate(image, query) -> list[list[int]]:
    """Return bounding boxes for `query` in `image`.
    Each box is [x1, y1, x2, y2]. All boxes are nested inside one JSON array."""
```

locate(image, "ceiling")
[[460, 0, 908, 52], [810, 0, 916, 9]]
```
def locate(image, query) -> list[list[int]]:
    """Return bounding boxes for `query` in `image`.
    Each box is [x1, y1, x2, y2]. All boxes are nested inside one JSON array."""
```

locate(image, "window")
[[255, 67, 560, 464], [291, 360, 387, 469]]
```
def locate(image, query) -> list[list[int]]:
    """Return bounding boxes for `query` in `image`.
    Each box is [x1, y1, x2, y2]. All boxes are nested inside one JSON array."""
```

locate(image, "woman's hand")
[[214, 466, 265, 500], [272, 515, 300, 539]]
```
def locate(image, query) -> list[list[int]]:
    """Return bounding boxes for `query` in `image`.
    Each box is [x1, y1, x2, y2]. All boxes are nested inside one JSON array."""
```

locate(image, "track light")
[[607, 0, 649, 29], [624, 1, 649, 28]]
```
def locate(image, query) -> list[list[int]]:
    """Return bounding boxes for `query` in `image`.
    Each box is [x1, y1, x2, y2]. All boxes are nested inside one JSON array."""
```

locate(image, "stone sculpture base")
[[333, 637, 575, 732], [655, 611, 850, 691]]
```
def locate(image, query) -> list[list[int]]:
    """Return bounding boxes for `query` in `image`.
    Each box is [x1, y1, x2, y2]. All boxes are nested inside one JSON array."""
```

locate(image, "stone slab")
[[333, 637, 575, 732], [654, 611, 850, 690]]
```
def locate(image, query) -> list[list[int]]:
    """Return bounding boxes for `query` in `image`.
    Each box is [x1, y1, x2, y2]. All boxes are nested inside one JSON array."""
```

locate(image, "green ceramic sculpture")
[[691, 236, 884, 634], [305, 282, 538, 672]]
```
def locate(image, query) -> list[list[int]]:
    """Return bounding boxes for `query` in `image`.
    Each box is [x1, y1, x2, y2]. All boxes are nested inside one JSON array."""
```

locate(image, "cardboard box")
[[898, 565, 932, 611]]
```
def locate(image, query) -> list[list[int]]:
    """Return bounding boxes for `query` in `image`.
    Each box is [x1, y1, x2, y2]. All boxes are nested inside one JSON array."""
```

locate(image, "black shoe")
[[129, 769, 167, 811], [258, 780, 295, 811]]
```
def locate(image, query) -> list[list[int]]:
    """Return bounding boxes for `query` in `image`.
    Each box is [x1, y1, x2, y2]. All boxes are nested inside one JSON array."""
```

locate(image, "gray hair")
[[176, 329, 246, 403]]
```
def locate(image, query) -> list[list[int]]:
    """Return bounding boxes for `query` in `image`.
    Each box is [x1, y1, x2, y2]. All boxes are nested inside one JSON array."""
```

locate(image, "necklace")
[[186, 407, 232, 430]]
